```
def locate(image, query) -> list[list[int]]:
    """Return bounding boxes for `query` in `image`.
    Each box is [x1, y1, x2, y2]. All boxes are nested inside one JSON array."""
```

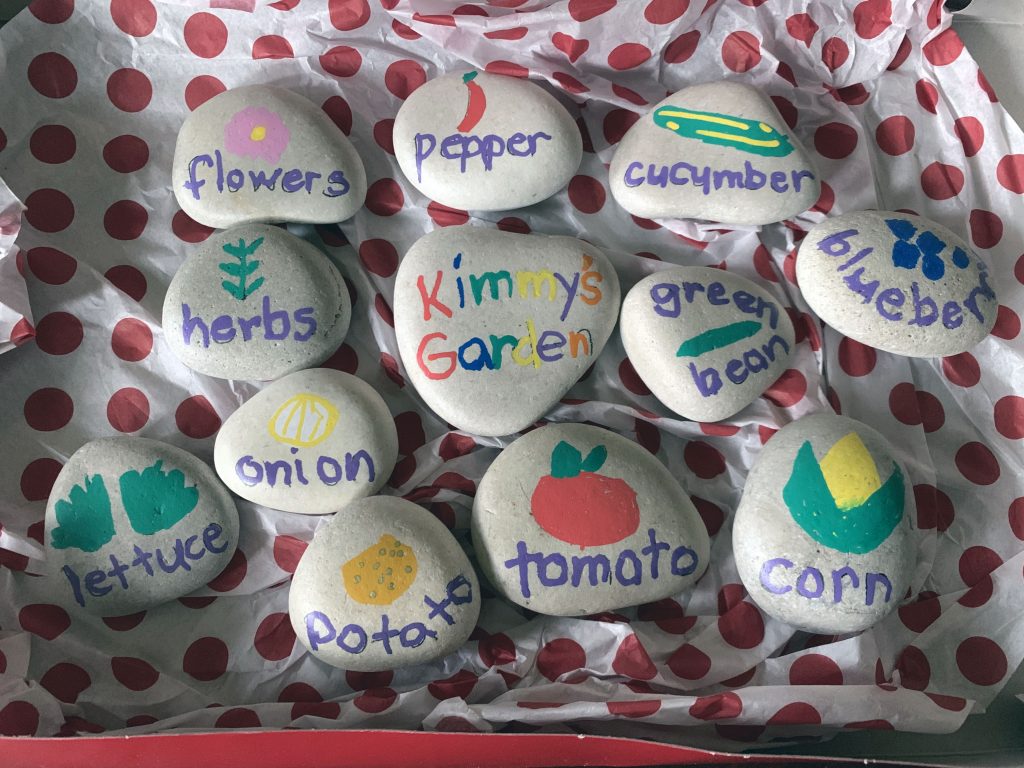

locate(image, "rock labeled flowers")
[[796, 210, 998, 357], [172, 85, 367, 228], [733, 414, 914, 634], [394, 70, 582, 210], [473, 424, 710, 616], [289, 497, 480, 671], [214, 369, 398, 514], [620, 266, 796, 421], [45, 438, 239, 617], [163, 224, 351, 381], [393, 227, 620, 436], [609, 81, 820, 225]]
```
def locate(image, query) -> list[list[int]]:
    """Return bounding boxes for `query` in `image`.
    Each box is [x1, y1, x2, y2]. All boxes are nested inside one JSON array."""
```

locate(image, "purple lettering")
[[690, 362, 723, 396], [796, 566, 824, 599], [760, 558, 793, 594], [181, 303, 210, 348], [236, 456, 263, 486]]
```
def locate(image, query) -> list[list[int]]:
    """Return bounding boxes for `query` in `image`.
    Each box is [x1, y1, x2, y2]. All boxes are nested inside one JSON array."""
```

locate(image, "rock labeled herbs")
[[733, 414, 914, 634], [163, 224, 351, 381], [473, 423, 710, 616], [289, 497, 480, 671], [796, 210, 997, 357], [45, 438, 239, 617], [172, 85, 367, 228], [609, 81, 820, 225]]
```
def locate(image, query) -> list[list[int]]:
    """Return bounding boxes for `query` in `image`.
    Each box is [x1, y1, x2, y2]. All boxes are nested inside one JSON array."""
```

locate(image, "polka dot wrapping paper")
[[0, 0, 1022, 750]]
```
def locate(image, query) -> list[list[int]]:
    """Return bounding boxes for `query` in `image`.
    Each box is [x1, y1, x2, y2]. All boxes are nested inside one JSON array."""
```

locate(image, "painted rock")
[[45, 438, 239, 617], [214, 370, 398, 514], [621, 267, 795, 422], [609, 82, 820, 226], [796, 211, 998, 357], [163, 224, 351, 381], [393, 227, 620, 436], [289, 496, 480, 671], [472, 424, 710, 616], [172, 85, 366, 229], [733, 414, 914, 634], [393, 70, 582, 211]]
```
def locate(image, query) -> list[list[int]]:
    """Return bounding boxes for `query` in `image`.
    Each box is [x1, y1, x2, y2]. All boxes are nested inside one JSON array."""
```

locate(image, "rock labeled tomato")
[[530, 442, 640, 548]]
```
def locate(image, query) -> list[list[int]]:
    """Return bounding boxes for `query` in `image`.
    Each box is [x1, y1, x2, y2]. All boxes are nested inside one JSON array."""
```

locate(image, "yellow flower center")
[[249, 125, 267, 142]]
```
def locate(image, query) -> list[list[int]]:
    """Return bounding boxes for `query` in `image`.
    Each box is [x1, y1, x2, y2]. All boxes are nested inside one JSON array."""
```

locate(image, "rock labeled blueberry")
[[609, 81, 820, 225], [620, 266, 795, 421], [796, 211, 998, 357], [172, 85, 367, 228], [733, 414, 914, 634], [393, 227, 620, 436], [289, 497, 480, 671], [473, 424, 710, 616], [45, 438, 239, 617], [394, 70, 582, 210], [214, 369, 398, 514], [163, 224, 351, 381]]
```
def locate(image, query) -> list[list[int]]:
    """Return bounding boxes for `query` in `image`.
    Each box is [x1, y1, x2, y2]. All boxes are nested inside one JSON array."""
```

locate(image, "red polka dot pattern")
[[183, 637, 229, 681], [107, 387, 150, 432], [111, 0, 157, 37], [721, 31, 761, 73], [34, 312, 83, 355], [184, 13, 228, 58], [24, 388, 74, 432], [175, 396, 221, 439], [107, 68, 153, 112], [28, 52, 78, 99], [537, 638, 586, 682]]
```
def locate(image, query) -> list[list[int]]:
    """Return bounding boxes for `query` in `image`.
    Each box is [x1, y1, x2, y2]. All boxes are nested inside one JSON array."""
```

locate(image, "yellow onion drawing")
[[342, 534, 418, 605], [268, 393, 339, 448]]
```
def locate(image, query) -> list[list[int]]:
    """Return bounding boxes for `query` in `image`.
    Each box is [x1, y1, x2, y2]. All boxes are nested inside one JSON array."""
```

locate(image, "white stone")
[[289, 496, 480, 671], [214, 370, 398, 515], [393, 227, 620, 436], [620, 267, 796, 422], [45, 438, 239, 617], [796, 211, 997, 357], [472, 423, 710, 616], [733, 414, 913, 634], [163, 224, 351, 381], [393, 70, 582, 211], [172, 85, 367, 229], [609, 81, 820, 226]]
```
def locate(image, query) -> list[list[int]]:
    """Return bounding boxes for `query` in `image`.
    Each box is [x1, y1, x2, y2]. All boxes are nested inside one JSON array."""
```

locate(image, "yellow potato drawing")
[[342, 534, 418, 605]]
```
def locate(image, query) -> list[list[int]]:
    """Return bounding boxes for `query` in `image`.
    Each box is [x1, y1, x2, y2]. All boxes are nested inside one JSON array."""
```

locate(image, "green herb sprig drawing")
[[219, 237, 265, 300], [51, 475, 116, 553]]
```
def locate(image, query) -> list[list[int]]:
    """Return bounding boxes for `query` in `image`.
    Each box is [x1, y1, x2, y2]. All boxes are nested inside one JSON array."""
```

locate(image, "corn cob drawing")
[[342, 534, 418, 605], [652, 106, 793, 157]]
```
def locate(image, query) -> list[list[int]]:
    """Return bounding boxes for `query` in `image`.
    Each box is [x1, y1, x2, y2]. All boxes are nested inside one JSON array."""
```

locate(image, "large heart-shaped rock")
[[733, 414, 914, 634], [393, 70, 582, 211], [609, 81, 820, 226], [214, 369, 398, 514], [172, 85, 367, 229], [796, 210, 998, 357], [394, 227, 620, 436], [620, 266, 795, 421], [163, 224, 351, 381], [473, 423, 710, 616], [45, 438, 239, 617]]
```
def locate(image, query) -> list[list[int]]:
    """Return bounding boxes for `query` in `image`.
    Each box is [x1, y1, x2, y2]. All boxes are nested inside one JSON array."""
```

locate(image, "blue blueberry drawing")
[[884, 218, 968, 282]]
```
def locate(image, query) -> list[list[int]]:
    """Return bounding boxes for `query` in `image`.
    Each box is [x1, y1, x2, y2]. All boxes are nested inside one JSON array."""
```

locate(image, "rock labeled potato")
[[172, 85, 366, 228], [473, 424, 710, 616], [289, 497, 480, 671], [733, 414, 914, 634], [163, 224, 351, 381], [394, 70, 582, 210], [393, 227, 620, 436], [796, 211, 997, 357], [609, 81, 820, 225], [45, 438, 239, 617], [214, 369, 398, 514], [620, 266, 795, 421]]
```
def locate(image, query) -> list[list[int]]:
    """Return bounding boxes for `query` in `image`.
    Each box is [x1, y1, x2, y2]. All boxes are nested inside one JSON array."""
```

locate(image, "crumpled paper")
[[0, 0, 1022, 751]]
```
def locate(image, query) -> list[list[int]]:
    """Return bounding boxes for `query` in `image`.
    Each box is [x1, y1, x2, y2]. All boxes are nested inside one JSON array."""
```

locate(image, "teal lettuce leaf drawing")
[[782, 441, 905, 555], [51, 475, 116, 553], [219, 237, 265, 301], [119, 460, 199, 536]]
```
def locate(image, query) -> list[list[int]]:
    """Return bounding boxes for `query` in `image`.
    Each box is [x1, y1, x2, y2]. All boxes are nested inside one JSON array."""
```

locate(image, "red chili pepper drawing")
[[457, 71, 486, 133]]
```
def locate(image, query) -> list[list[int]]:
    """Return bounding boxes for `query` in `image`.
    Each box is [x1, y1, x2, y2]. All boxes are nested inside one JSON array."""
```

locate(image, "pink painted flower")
[[223, 106, 290, 164]]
